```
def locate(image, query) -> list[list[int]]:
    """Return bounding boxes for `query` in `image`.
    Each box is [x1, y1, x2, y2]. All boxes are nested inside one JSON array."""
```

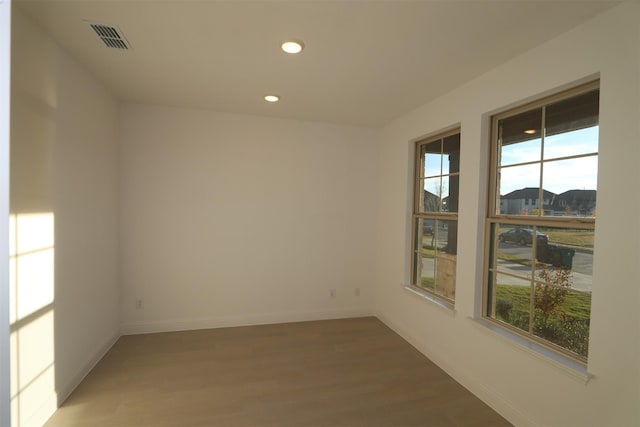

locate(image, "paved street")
[[418, 240, 593, 293], [496, 241, 592, 292], [498, 242, 593, 276]]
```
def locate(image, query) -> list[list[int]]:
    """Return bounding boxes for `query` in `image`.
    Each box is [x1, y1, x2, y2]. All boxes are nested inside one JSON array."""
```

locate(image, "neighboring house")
[[553, 189, 597, 216], [423, 189, 440, 212], [500, 187, 597, 216], [500, 187, 555, 215]]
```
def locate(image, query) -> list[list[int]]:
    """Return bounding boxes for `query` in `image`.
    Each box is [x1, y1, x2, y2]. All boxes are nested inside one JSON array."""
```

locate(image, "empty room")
[[1, 0, 639, 426]]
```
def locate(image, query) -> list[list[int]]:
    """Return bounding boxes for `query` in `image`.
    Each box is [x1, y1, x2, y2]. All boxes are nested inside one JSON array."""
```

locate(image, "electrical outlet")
[[355, 287, 361, 297], [330, 289, 336, 298], [135, 299, 144, 309]]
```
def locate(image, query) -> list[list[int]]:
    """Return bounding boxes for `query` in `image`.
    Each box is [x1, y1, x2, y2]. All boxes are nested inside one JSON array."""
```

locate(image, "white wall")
[[374, 2, 639, 427], [10, 9, 120, 427], [119, 105, 377, 333], [1, 2, 12, 426], [7, 2, 638, 427]]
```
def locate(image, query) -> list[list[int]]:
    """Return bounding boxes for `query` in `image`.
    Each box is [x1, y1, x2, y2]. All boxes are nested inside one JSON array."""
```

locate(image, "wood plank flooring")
[[44, 317, 511, 427]]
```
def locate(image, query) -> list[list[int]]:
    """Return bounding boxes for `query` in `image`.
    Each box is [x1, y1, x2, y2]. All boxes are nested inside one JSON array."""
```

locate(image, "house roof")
[[557, 189, 597, 201], [424, 190, 439, 199], [501, 187, 556, 200]]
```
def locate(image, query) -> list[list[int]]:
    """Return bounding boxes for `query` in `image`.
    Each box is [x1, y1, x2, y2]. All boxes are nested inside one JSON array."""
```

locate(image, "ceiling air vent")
[[86, 22, 130, 50]]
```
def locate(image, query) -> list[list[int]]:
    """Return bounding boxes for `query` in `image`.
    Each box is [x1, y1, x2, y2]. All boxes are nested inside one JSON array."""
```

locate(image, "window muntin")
[[411, 130, 460, 303], [485, 82, 598, 363], [495, 86, 599, 219]]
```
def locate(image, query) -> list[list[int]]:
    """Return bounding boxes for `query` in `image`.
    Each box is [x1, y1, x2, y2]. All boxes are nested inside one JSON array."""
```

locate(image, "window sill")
[[402, 284, 456, 314], [468, 316, 592, 384]]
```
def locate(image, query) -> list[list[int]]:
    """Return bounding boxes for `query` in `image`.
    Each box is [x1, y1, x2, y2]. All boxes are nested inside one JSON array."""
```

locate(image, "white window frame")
[[408, 128, 461, 306], [483, 80, 599, 364]]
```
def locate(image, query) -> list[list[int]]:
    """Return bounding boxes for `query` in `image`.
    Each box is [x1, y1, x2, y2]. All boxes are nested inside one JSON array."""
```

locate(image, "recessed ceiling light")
[[264, 95, 280, 103], [281, 40, 304, 54], [523, 129, 537, 135]]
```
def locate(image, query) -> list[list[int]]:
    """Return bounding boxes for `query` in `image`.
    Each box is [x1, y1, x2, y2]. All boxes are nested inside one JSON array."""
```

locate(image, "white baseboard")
[[27, 331, 119, 427], [121, 307, 374, 335], [56, 331, 120, 406], [375, 311, 535, 427]]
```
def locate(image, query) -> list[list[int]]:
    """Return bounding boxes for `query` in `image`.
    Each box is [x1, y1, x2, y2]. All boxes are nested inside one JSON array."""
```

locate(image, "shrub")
[[534, 266, 573, 328], [495, 298, 513, 321]]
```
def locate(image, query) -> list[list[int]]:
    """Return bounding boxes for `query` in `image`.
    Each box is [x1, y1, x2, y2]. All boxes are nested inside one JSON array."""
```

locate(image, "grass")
[[495, 283, 591, 357], [559, 289, 592, 318], [421, 245, 435, 257], [496, 284, 591, 320], [420, 276, 435, 290], [497, 252, 534, 266], [496, 284, 531, 313], [545, 229, 594, 248]]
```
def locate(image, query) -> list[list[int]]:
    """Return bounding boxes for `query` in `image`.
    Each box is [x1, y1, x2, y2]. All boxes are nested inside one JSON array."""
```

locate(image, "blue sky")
[[499, 126, 599, 195]]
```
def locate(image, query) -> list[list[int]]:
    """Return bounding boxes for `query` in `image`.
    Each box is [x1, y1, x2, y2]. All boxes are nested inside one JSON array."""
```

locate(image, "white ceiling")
[[16, 0, 618, 128]]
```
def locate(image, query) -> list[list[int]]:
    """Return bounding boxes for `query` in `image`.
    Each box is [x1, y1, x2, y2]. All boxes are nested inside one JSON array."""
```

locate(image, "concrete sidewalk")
[[495, 260, 592, 293]]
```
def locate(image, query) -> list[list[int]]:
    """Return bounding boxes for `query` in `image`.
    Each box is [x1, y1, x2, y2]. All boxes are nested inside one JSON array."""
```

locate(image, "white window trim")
[[409, 128, 461, 305], [482, 80, 599, 366]]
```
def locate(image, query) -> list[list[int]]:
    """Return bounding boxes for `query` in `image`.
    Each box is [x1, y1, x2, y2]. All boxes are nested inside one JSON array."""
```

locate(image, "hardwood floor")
[[44, 317, 511, 427]]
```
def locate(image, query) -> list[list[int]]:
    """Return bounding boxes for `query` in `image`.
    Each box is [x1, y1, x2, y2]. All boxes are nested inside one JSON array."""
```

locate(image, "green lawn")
[[497, 252, 534, 267], [420, 276, 435, 290], [496, 284, 591, 320], [495, 283, 591, 358], [545, 229, 594, 248], [497, 226, 594, 248]]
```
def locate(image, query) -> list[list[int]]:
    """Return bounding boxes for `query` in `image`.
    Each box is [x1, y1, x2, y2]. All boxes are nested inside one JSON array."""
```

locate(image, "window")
[[484, 81, 599, 362], [410, 129, 460, 304]]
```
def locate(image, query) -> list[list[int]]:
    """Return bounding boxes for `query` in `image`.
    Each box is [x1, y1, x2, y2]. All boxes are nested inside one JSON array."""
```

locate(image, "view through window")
[[485, 81, 599, 362], [410, 129, 460, 304]]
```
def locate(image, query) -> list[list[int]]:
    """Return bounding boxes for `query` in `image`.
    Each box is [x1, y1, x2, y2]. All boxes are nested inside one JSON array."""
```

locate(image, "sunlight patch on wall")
[[9, 212, 56, 427]]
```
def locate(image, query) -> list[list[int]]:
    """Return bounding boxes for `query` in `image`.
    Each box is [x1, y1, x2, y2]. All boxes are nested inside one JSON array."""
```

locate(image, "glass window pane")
[[533, 227, 594, 357], [433, 219, 457, 300], [443, 174, 459, 213], [501, 138, 541, 167], [442, 134, 460, 175], [488, 84, 597, 360], [494, 273, 531, 333], [413, 130, 459, 304], [441, 176, 450, 212], [496, 224, 535, 279], [499, 108, 542, 166], [545, 89, 599, 138], [543, 156, 597, 217], [532, 282, 591, 358], [544, 126, 599, 160], [422, 141, 442, 178], [414, 218, 435, 291], [498, 164, 540, 215], [422, 218, 436, 238], [536, 226, 593, 288], [419, 252, 436, 292], [435, 219, 457, 255], [420, 177, 441, 212]]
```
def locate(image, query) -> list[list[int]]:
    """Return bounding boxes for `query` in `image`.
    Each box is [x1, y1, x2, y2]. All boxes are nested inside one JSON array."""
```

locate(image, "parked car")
[[423, 224, 434, 235], [498, 228, 548, 246]]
